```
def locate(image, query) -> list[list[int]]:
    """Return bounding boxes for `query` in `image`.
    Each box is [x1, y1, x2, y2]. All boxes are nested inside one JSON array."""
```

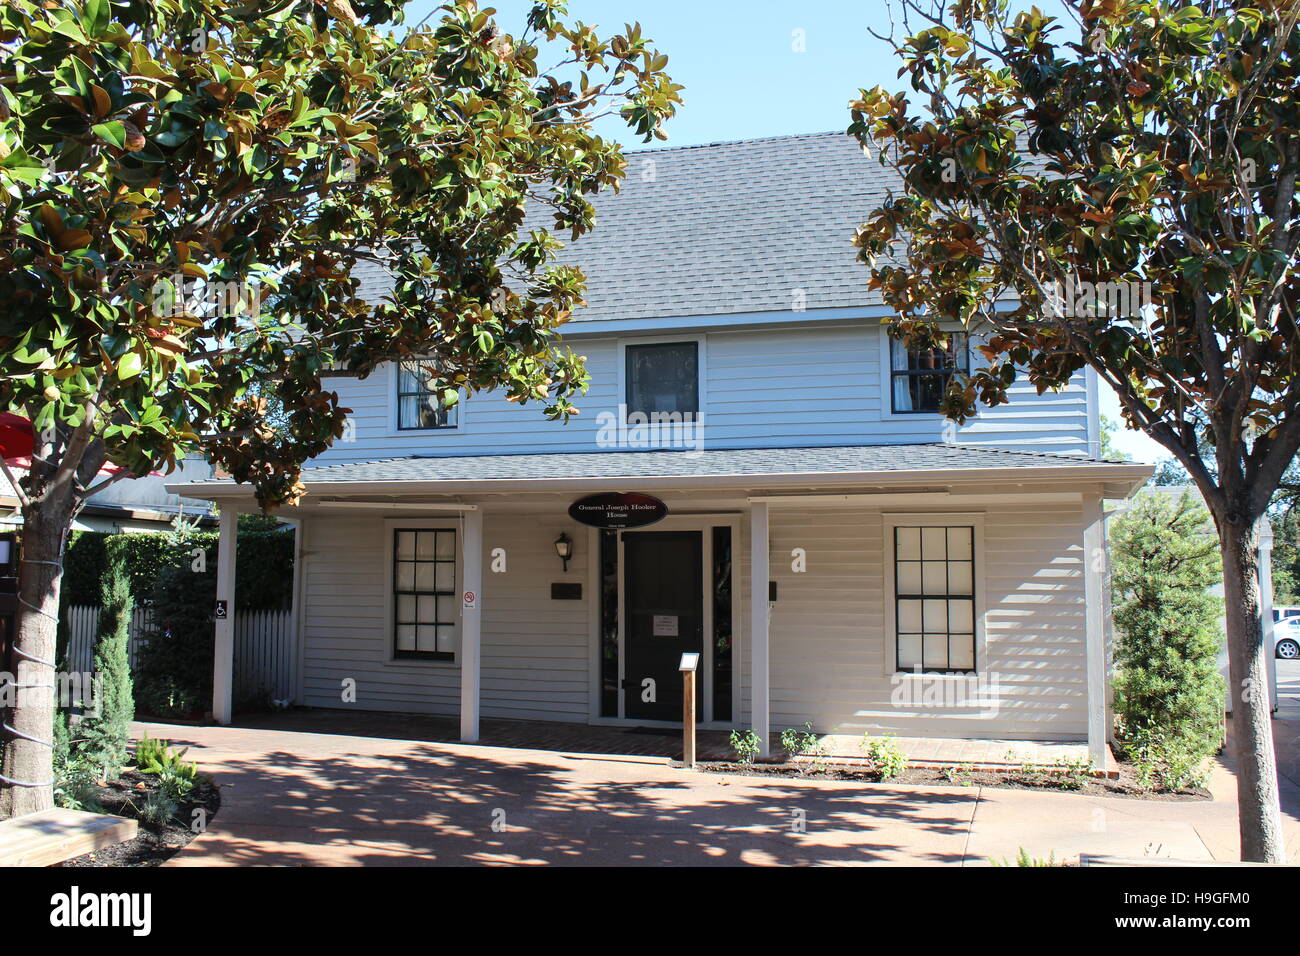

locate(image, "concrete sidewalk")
[[150, 719, 1300, 866]]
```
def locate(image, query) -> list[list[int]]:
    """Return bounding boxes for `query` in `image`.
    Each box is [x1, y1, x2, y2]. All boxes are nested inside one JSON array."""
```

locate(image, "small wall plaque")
[[551, 582, 582, 600]]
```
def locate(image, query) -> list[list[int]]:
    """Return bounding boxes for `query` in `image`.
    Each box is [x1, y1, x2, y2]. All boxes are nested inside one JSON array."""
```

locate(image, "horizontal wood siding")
[[300, 500, 1088, 740], [479, 514, 589, 721], [313, 322, 1092, 465], [756, 502, 1087, 740], [300, 513, 591, 722]]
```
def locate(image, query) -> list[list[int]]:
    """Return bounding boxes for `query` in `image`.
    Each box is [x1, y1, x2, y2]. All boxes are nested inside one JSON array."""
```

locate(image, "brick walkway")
[[144, 715, 1300, 866]]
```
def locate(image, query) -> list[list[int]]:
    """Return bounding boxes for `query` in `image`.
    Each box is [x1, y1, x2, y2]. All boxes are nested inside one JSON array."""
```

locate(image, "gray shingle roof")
[[547, 132, 890, 322], [254, 443, 1128, 486], [349, 131, 896, 323]]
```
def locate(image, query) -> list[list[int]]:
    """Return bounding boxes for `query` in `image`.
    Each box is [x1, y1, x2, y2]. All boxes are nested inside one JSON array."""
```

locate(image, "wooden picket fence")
[[65, 604, 296, 705]]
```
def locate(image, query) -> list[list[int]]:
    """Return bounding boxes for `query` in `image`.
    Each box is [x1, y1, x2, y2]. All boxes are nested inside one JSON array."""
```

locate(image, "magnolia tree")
[[852, 0, 1297, 862], [0, 0, 680, 816]]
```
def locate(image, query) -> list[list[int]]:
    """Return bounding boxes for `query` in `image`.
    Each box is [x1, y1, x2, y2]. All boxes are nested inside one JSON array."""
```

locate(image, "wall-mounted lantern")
[[554, 531, 573, 572]]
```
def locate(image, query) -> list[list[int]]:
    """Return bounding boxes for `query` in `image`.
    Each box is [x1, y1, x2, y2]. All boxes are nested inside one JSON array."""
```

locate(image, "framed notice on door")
[[652, 614, 679, 637]]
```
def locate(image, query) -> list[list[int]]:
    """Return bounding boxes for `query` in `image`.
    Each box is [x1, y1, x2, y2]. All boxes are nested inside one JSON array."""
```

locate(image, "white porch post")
[[460, 507, 483, 743], [750, 500, 770, 757], [213, 506, 238, 725], [1082, 494, 1108, 768]]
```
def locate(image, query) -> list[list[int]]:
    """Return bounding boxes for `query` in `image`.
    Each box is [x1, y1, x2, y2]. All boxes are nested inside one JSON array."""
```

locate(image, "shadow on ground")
[[152, 718, 978, 866]]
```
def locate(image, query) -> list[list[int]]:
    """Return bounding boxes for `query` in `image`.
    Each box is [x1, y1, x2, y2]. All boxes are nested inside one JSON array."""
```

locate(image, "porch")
[[169, 443, 1153, 768]]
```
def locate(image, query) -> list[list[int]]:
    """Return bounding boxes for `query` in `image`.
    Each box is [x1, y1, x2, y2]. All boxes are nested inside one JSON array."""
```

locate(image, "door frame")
[[586, 513, 741, 728]]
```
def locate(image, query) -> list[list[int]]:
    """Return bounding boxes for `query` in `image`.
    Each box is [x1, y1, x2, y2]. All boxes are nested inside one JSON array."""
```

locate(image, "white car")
[[1276, 619, 1300, 660]]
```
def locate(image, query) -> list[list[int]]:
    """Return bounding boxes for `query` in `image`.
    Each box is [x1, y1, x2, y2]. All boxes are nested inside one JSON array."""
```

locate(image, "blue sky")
[[403, 0, 917, 150], [400, 0, 1167, 463]]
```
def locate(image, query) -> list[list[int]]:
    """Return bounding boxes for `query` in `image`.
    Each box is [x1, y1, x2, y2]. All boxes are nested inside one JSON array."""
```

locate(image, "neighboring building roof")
[[2, 454, 215, 529], [352, 131, 895, 324], [171, 443, 1150, 497], [81, 454, 216, 514]]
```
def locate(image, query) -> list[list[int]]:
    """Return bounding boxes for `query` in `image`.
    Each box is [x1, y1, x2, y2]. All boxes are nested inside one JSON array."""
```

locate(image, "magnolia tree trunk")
[[0, 491, 72, 819], [1219, 514, 1286, 863]]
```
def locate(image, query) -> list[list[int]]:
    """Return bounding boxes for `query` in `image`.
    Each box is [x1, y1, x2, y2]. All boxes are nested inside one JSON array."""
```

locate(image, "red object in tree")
[[0, 413, 34, 461], [0, 413, 153, 480]]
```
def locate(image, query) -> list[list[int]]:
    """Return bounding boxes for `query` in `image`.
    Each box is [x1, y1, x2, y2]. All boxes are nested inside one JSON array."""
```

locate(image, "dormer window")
[[397, 359, 458, 430], [889, 333, 968, 414]]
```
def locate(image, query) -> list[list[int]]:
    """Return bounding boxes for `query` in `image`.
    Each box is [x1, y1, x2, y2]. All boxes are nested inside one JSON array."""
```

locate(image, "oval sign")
[[568, 493, 668, 530]]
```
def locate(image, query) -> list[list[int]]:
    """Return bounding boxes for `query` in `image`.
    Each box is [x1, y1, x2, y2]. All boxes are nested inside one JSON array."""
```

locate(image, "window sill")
[[389, 653, 456, 665]]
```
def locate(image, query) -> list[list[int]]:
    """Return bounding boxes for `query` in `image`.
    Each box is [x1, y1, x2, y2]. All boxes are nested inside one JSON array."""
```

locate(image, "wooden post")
[[680, 651, 699, 768], [682, 670, 696, 767]]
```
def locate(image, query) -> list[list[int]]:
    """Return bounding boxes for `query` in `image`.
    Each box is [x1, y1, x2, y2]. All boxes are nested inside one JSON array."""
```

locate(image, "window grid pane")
[[394, 528, 457, 659], [890, 333, 969, 414], [397, 359, 458, 430], [894, 526, 976, 673]]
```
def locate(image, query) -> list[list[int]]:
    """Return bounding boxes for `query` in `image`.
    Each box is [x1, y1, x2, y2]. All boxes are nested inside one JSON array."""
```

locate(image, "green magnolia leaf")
[[116, 351, 142, 380], [92, 121, 127, 149], [1, 0, 672, 523], [82, 0, 110, 37]]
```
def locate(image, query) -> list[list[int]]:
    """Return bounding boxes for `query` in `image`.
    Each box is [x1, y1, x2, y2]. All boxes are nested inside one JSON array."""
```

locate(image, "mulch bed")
[[695, 760, 1212, 800], [61, 770, 221, 867]]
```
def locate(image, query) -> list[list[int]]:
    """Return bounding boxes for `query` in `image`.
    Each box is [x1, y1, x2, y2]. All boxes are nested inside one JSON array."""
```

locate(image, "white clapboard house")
[[172, 132, 1151, 760]]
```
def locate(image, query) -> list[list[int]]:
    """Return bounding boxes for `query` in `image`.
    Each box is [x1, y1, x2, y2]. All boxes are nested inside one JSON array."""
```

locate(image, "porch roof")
[[170, 443, 1152, 499]]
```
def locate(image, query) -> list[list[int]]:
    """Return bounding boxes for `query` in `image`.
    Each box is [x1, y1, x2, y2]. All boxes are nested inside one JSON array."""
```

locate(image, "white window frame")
[[385, 360, 468, 438], [382, 518, 463, 667], [881, 512, 986, 677], [616, 334, 707, 431], [878, 326, 974, 420]]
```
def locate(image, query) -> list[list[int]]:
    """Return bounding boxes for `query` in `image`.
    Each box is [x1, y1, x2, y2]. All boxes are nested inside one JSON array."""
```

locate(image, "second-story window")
[[625, 342, 698, 418], [397, 359, 457, 430], [890, 332, 968, 414]]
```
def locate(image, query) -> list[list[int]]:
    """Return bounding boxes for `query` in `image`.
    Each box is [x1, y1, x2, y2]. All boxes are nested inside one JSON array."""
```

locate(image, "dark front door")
[[623, 530, 703, 721]]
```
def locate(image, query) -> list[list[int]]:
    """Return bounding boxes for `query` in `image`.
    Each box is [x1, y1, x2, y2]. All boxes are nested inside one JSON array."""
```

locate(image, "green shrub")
[[991, 848, 1059, 867], [61, 522, 294, 609], [51, 713, 103, 813], [941, 762, 976, 786], [134, 733, 199, 781], [1110, 491, 1226, 790], [779, 721, 825, 759], [136, 790, 179, 827], [132, 557, 215, 717], [729, 729, 762, 765], [860, 735, 908, 781], [156, 766, 196, 801], [1016, 754, 1093, 791], [77, 541, 135, 779]]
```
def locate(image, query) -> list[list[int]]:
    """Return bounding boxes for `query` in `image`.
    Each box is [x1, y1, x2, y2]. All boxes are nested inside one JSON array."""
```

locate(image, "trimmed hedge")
[[62, 525, 294, 610]]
